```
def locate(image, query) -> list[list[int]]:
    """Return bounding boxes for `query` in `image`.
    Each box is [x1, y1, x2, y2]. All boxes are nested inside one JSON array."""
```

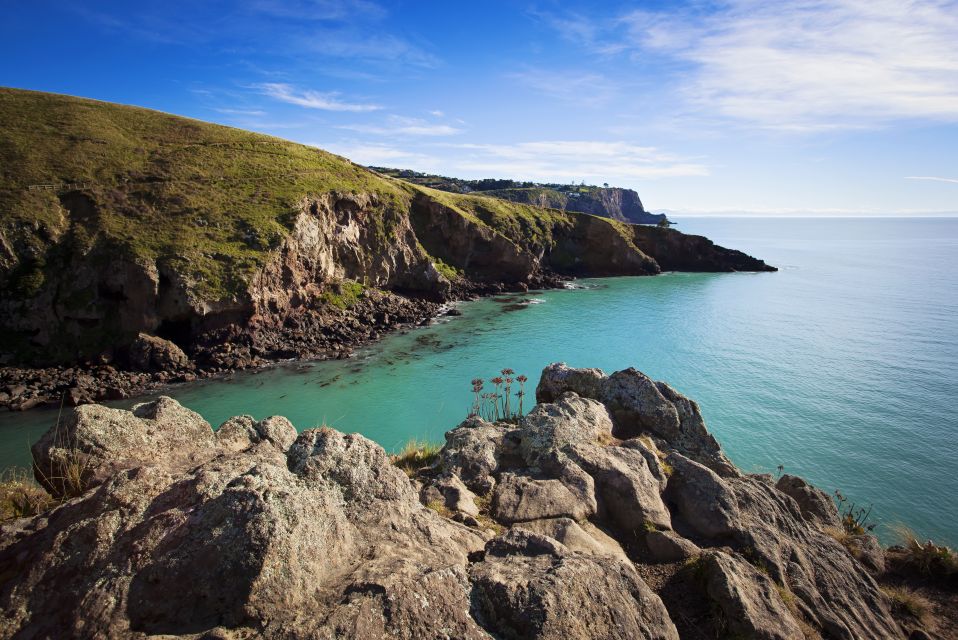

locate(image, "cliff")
[[477, 186, 665, 224], [3, 363, 952, 639], [0, 88, 773, 409], [369, 166, 667, 225]]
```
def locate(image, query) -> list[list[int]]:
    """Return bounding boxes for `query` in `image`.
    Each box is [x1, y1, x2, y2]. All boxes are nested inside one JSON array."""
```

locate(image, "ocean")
[[2, 217, 955, 546]]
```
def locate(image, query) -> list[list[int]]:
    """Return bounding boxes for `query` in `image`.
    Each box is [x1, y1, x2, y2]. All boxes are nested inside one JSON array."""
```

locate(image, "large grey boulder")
[[128, 333, 191, 372], [492, 472, 594, 523], [666, 453, 902, 640], [5, 400, 488, 639], [775, 473, 840, 528], [664, 452, 740, 539], [31, 396, 216, 498], [568, 442, 672, 532], [439, 416, 510, 494], [216, 414, 298, 452], [645, 529, 700, 562], [702, 550, 805, 640], [469, 529, 679, 640], [536, 363, 736, 475]]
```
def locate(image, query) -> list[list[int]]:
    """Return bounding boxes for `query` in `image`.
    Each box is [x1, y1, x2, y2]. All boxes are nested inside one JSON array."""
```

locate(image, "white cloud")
[[545, 0, 958, 131], [905, 176, 958, 184], [337, 115, 463, 136], [258, 83, 382, 112], [429, 110, 445, 117], [441, 141, 708, 182]]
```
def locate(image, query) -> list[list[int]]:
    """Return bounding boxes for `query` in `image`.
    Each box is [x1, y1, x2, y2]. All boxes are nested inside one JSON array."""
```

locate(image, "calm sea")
[[2, 217, 955, 546]]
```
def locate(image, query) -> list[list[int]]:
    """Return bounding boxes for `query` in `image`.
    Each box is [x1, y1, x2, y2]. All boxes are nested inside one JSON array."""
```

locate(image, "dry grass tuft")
[[390, 439, 442, 477], [890, 524, 958, 580], [425, 499, 452, 518], [0, 468, 54, 520], [882, 586, 933, 626], [596, 430, 619, 446]]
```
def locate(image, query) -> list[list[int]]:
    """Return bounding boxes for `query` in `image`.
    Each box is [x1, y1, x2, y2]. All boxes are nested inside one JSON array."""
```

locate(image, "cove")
[[1, 217, 956, 547]]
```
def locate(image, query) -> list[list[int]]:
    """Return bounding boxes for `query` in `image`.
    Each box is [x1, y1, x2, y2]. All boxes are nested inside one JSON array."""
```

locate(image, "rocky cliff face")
[[482, 187, 666, 225], [0, 184, 773, 374], [0, 363, 913, 639]]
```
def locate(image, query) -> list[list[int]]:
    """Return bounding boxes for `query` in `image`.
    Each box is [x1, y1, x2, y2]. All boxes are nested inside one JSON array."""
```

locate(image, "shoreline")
[[0, 274, 567, 413]]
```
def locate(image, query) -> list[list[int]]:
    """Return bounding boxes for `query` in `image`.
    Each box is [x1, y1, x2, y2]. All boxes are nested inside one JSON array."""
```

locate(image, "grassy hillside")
[[0, 88, 768, 369], [0, 88, 412, 300]]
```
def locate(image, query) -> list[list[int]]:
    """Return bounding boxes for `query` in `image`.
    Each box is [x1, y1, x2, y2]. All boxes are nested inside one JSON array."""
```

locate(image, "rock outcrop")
[[1, 362, 901, 639]]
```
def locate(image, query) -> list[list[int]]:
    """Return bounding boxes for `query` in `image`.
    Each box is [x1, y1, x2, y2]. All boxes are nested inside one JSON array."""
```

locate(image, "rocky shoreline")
[[1, 363, 954, 639], [0, 276, 563, 412]]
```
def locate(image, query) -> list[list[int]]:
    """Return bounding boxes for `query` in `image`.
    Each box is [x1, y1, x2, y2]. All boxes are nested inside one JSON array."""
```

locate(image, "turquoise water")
[[2, 217, 956, 546]]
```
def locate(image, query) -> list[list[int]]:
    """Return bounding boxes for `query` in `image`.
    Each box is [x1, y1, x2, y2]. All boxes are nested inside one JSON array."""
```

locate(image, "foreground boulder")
[[0, 363, 908, 639]]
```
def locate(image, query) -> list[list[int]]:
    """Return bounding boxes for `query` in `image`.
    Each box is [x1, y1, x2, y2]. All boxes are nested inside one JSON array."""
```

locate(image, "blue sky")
[[2, 0, 957, 214]]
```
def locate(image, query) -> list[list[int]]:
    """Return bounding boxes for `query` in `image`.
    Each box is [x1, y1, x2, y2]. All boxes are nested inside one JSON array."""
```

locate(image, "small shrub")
[[391, 439, 442, 476], [433, 259, 461, 281], [0, 468, 53, 520], [833, 490, 875, 535], [596, 430, 617, 446], [682, 555, 708, 586], [824, 526, 852, 548], [320, 279, 365, 309], [882, 586, 933, 625]]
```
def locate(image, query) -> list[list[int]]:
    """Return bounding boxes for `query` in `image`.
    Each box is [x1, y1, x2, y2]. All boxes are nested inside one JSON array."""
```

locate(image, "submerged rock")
[[1, 364, 907, 639]]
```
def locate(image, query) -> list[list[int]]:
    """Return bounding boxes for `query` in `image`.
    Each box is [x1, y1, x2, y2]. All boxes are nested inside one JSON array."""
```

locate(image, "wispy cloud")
[[540, 0, 958, 131], [905, 176, 958, 184], [338, 115, 462, 136], [258, 83, 382, 112], [214, 108, 268, 117], [508, 68, 618, 106], [440, 141, 708, 181], [248, 0, 387, 22], [319, 142, 440, 168]]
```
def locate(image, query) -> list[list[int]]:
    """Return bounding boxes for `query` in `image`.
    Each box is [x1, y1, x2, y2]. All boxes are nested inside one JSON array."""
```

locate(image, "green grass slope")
[[0, 87, 411, 300]]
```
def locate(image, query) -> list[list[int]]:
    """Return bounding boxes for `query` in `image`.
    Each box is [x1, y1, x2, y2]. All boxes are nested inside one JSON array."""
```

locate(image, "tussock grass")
[[890, 524, 958, 580], [390, 439, 442, 476], [0, 468, 53, 520], [881, 586, 933, 625]]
